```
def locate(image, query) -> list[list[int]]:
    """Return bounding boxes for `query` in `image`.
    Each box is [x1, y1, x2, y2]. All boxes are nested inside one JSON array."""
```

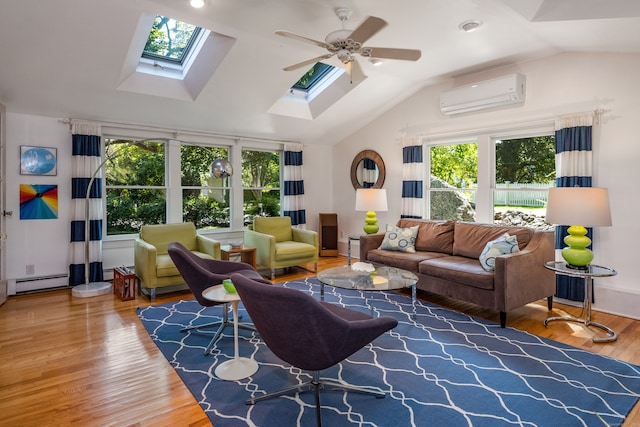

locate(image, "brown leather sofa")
[[359, 219, 555, 327]]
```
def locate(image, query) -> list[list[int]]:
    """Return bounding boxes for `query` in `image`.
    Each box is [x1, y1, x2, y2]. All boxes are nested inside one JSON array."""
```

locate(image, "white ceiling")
[[1, 0, 639, 146]]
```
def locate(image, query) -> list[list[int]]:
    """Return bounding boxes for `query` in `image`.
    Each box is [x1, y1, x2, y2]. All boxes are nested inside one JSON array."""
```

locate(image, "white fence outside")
[[492, 182, 553, 207]]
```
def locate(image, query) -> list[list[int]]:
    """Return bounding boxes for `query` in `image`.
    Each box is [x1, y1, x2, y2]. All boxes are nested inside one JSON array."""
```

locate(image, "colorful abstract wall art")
[[20, 184, 58, 220]]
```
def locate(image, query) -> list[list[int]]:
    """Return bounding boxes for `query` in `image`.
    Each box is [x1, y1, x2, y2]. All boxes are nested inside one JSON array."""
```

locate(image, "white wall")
[[3, 113, 333, 292], [6, 114, 72, 285], [333, 52, 640, 319]]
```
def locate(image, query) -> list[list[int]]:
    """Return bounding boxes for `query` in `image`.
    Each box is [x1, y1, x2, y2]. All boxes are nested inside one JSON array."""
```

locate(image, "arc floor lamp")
[[72, 150, 122, 298]]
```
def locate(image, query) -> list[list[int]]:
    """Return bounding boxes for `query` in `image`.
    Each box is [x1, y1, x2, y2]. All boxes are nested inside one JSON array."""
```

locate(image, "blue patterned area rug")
[[137, 278, 640, 427]]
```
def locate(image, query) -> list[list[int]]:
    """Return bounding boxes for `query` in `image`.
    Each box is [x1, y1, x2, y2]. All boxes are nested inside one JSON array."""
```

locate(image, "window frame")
[[103, 138, 168, 236], [101, 127, 286, 240], [425, 140, 478, 222], [241, 148, 282, 226], [137, 15, 211, 80], [179, 143, 233, 230], [424, 122, 556, 225]]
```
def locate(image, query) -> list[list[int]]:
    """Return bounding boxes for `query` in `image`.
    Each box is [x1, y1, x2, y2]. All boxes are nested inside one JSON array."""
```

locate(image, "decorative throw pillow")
[[479, 233, 520, 271], [379, 224, 419, 253]]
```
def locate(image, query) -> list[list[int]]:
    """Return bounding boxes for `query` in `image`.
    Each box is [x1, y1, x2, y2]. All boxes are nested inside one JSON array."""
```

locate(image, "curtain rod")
[[58, 118, 301, 145]]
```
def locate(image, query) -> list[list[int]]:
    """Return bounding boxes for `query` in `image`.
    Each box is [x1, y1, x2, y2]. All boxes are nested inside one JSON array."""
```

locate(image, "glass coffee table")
[[317, 264, 418, 318]]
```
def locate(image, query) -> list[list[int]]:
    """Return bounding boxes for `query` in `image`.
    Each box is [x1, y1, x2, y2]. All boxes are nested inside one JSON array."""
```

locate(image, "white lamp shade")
[[355, 188, 388, 212], [546, 187, 612, 226]]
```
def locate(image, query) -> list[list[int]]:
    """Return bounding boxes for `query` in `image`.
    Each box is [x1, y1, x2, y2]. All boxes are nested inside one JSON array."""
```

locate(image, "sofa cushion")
[[479, 233, 520, 271], [398, 219, 455, 254], [453, 222, 533, 259], [367, 249, 448, 272], [419, 256, 495, 290], [379, 224, 419, 253]]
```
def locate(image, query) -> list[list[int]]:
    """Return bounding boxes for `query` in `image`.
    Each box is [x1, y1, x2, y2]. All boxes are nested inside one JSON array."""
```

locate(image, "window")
[[268, 62, 354, 120], [142, 16, 202, 65], [493, 135, 555, 227], [104, 133, 285, 235], [181, 144, 231, 229], [291, 62, 336, 93], [119, 13, 234, 100], [242, 149, 281, 225], [428, 142, 478, 221], [105, 139, 166, 235], [425, 128, 556, 231], [140, 15, 206, 77]]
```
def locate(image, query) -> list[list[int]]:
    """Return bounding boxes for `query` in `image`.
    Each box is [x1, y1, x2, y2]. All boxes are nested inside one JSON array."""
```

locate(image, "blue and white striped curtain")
[[282, 143, 306, 228], [69, 122, 104, 286], [401, 136, 424, 219], [554, 113, 594, 301], [361, 158, 377, 188]]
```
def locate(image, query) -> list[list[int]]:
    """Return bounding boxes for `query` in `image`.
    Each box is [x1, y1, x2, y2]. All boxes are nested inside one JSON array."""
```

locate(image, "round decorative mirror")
[[350, 150, 386, 189]]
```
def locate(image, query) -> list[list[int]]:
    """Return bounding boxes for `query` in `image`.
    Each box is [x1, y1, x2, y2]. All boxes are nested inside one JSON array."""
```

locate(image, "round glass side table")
[[544, 261, 617, 343]]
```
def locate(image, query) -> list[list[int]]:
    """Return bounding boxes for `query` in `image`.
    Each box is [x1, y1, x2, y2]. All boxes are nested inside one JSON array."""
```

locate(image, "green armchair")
[[244, 216, 318, 280], [134, 222, 220, 300]]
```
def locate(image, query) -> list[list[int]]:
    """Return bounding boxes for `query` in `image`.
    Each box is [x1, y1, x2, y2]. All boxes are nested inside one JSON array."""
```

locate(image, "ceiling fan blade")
[[283, 54, 335, 71], [365, 47, 422, 61], [275, 30, 333, 50], [348, 16, 388, 44]]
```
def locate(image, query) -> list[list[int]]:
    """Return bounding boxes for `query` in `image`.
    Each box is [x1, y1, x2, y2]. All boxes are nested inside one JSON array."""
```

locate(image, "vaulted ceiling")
[[1, 0, 639, 145]]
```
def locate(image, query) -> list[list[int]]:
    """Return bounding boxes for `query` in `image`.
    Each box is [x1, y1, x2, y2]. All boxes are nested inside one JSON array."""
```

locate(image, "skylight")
[[118, 13, 236, 101], [291, 63, 336, 92], [268, 62, 365, 120], [142, 16, 202, 65], [136, 15, 211, 80]]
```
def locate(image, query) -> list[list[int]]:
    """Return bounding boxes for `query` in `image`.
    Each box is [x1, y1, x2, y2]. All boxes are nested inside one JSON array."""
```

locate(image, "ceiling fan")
[[275, 8, 422, 77]]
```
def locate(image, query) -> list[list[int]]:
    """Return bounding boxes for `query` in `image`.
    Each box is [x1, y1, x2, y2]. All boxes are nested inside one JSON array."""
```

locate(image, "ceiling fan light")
[[459, 19, 483, 32], [190, 0, 205, 8]]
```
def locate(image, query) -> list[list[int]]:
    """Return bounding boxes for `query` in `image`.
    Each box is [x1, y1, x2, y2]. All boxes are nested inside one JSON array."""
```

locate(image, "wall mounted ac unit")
[[440, 73, 526, 115]]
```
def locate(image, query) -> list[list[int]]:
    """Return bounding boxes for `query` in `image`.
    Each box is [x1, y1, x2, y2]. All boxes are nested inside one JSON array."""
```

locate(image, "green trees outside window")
[[493, 136, 555, 228], [181, 144, 230, 230], [104, 139, 284, 235], [105, 139, 166, 235], [242, 150, 280, 225], [429, 143, 478, 221]]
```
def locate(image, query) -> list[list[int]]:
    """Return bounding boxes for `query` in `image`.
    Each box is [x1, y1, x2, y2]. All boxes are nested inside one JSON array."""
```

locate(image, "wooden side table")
[[113, 266, 137, 301], [221, 245, 257, 269]]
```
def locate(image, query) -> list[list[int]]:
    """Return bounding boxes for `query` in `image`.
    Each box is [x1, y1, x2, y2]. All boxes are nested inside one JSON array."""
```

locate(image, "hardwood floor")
[[1, 255, 639, 426]]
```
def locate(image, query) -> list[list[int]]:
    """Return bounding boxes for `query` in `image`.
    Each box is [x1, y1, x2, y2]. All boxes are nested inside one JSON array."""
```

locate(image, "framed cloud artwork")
[[20, 145, 57, 176]]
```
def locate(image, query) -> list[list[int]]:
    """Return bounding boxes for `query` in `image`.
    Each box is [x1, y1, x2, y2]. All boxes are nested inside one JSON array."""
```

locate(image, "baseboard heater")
[[8, 274, 70, 295]]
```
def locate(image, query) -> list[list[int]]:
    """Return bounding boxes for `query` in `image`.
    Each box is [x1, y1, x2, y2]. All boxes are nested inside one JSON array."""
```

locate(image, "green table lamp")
[[546, 187, 612, 270], [355, 188, 388, 234]]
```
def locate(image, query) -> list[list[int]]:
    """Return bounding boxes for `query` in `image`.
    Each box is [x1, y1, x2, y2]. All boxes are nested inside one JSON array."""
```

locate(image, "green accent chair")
[[244, 216, 318, 280], [134, 222, 220, 300]]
